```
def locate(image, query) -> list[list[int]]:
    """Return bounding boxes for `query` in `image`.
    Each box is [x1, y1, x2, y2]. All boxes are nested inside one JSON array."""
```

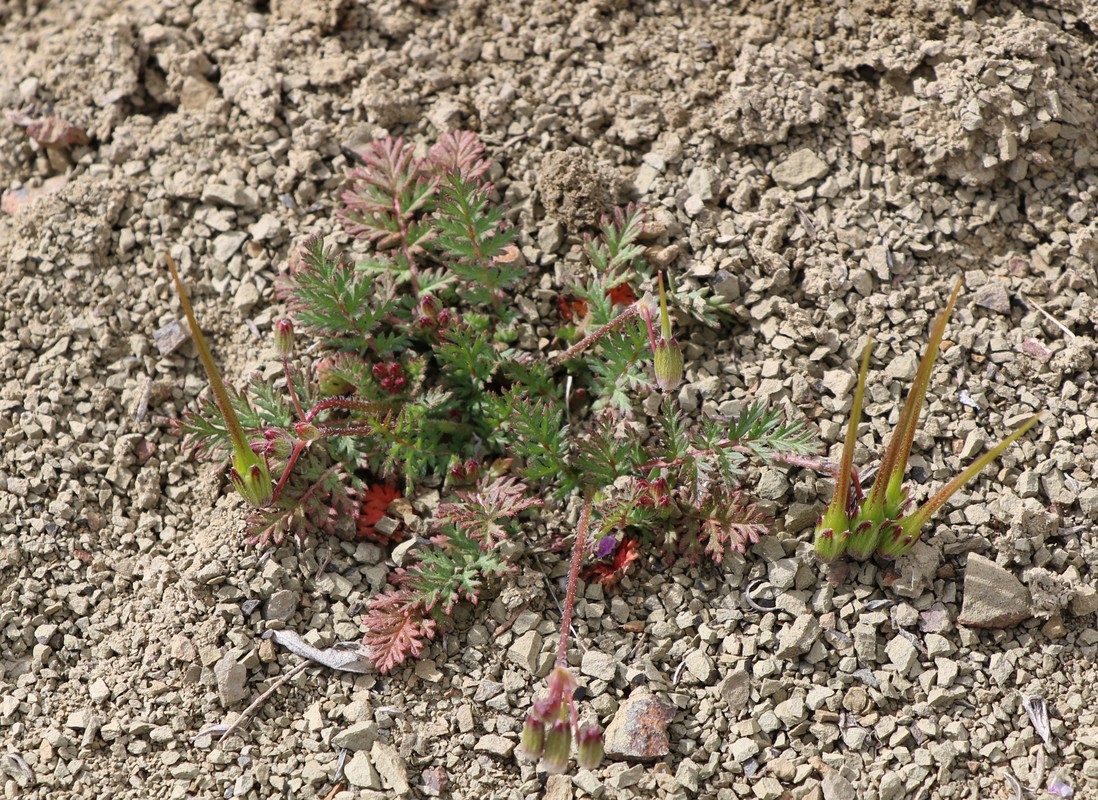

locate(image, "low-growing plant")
[[168, 132, 819, 771], [813, 277, 1040, 562]]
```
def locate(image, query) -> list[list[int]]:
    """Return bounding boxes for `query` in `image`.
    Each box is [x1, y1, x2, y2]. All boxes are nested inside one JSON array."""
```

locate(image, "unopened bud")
[[576, 724, 603, 770], [542, 720, 571, 774], [518, 715, 546, 761], [230, 456, 273, 508], [274, 318, 294, 357], [294, 422, 322, 442], [653, 336, 684, 393]]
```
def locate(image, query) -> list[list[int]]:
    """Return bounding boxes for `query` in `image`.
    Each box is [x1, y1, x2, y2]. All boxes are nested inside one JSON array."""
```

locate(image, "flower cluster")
[[519, 667, 603, 773]]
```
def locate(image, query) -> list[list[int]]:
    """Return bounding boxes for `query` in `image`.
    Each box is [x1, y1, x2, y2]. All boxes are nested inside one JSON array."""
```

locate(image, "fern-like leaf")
[[361, 589, 437, 674], [437, 476, 542, 548]]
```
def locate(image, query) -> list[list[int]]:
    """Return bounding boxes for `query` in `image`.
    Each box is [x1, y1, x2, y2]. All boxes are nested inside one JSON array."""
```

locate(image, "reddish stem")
[[552, 303, 642, 367], [555, 499, 592, 668]]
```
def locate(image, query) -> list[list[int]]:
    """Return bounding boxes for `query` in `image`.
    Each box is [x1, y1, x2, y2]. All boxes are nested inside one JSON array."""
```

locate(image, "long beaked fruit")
[[875, 412, 1041, 559], [813, 336, 873, 562], [848, 278, 963, 558], [167, 254, 273, 507]]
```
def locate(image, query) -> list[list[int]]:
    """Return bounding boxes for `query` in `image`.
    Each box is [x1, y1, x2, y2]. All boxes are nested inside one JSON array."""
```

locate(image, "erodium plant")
[[170, 132, 819, 770], [814, 278, 1040, 562]]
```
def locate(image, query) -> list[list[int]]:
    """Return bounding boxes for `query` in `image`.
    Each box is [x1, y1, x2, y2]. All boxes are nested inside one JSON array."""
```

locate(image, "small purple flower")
[[595, 535, 617, 559]]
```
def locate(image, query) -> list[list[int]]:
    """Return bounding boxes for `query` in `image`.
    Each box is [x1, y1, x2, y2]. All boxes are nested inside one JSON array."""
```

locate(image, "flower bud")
[[576, 724, 603, 770], [518, 715, 546, 761], [653, 336, 684, 393], [541, 719, 571, 774], [230, 456, 273, 508], [274, 318, 294, 357], [263, 428, 294, 461], [294, 422, 322, 442]]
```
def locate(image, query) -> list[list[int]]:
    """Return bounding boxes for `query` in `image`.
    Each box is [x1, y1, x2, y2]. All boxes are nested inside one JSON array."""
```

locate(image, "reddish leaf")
[[607, 283, 637, 306], [583, 535, 640, 587], [361, 589, 437, 673], [356, 482, 402, 543]]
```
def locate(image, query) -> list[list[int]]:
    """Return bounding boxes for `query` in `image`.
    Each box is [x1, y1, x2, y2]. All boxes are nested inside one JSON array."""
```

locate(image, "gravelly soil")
[[1, 1, 1097, 798]]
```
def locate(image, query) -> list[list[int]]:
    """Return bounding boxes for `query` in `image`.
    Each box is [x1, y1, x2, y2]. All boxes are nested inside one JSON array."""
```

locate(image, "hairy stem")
[[551, 304, 642, 366], [556, 499, 592, 668]]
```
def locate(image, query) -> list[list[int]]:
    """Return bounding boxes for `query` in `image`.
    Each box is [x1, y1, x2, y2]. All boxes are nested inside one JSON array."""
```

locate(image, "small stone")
[[718, 668, 751, 715], [232, 278, 260, 311], [581, 650, 616, 682], [776, 613, 821, 660], [821, 770, 856, 800], [370, 741, 410, 795], [885, 636, 919, 673], [1071, 585, 1098, 617], [768, 557, 799, 589], [684, 649, 714, 683], [730, 737, 759, 762], [602, 689, 676, 761], [538, 221, 565, 254], [213, 231, 248, 262], [202, 183, 258, 210], [924, 633, 954, 658], [251, 214, 282, 241], [344, 751, 381, 789], [774, 695, 807, 726], [332, 721, 378, 751], [675, 759, 700, 793], [214, 656, 248, 707], [507, 630, 543, 674], [842, 686, 869, 714], [88, 678, 111, 703], [154, 319, 189, 356], [474, 734, 515, 758], [772, 148, 829, 188], [545, 774, 572, 800], [879, 772, 906, 800], [885, 351, 919, 382], [752, 776, 783, 800], [822, 368, 856, 397], [684, 194, 705, 217], [264, 589, 299, 621], [958, 553, 1033, 629], [973, 281, 1011, 314]]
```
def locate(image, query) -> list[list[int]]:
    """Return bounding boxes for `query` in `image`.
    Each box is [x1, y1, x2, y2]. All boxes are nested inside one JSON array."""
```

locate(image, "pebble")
[[474, 734, 515, 758], [776, 613, 821, 660], [545, 774, 572, 800], [772, 148, 829, 188], [88, 678, 111, 703], [264, 589, 299, 621], [507, 630, 543, 674], [683, 649, 714, 683], [885, 636, 919, 674], [674, 759, 700, 793], [581, 650, 617, 682], [332, 721, 378, 751], [884, 351, 919, 382], [821, 770, 857, 800], [822, 368, 856, 397], [344, 751, 381, 789], [972, 281, 1011, 314], [213, 231, 248, 263], [202, 183, 259, 210], [214, 656, 248, 707], [958, 553, 1033, 628], [370, 741, 410, 795], [719, 668, 752, 715], [602, 690, 676, 761]]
